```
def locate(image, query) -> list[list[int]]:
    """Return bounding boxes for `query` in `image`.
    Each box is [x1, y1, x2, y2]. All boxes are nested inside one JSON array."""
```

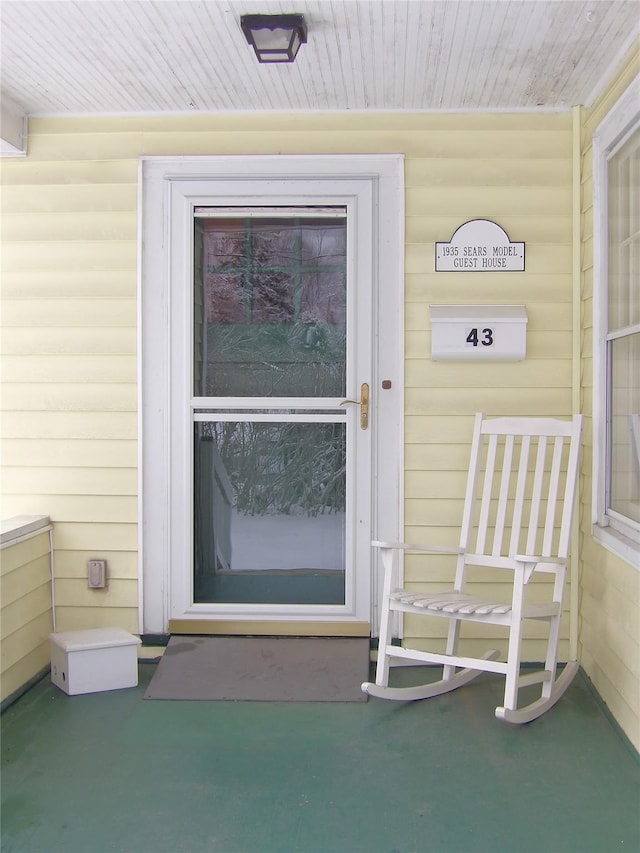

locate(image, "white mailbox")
[[430, 305, 528, 361]]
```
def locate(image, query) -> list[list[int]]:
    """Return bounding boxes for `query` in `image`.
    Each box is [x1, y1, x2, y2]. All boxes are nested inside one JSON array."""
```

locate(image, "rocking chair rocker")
[[362, 413, 583, 723]]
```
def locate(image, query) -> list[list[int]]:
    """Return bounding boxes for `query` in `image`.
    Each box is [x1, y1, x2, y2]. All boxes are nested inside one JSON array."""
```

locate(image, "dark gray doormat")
[[144, 636, 370, 702]]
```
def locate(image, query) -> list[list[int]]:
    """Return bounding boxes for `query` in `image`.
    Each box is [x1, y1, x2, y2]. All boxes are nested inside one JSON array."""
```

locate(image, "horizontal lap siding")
[[404, 113, 574, 661], [580, 45, 640, 752], [1, 135, 139, 635], [0, 531, 53, 702], [2, 112, 573, 653]]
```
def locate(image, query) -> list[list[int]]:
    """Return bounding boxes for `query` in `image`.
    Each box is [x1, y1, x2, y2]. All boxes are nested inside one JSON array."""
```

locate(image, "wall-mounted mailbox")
[[430, 305, 528, 361]]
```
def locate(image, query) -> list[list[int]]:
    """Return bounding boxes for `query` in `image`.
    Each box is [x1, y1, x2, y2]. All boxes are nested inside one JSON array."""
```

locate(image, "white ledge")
[[0, 515, 51, 547]]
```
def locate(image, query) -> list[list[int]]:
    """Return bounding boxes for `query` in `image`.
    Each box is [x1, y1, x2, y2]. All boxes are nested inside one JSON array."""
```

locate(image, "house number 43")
[[466, 327, 494, 347]]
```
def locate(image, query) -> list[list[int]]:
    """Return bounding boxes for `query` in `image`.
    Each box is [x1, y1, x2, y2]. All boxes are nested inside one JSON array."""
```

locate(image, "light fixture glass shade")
[[241, 14, 307, 63]]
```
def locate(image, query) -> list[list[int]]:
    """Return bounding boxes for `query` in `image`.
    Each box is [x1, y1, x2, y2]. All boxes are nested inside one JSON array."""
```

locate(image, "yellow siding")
[[2, 111, 573, 656], [580, 42, 640, 751], [1, 529, 53, 703], [403, 114, 574, 659]]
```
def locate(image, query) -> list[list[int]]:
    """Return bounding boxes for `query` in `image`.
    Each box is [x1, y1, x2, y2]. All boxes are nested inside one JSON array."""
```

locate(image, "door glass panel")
[[194, 421, 346, 604], [194, 215, 347, 397]]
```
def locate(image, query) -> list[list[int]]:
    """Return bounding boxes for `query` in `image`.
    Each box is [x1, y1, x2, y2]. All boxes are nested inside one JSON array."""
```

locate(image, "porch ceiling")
[[1, 0, 638, 117]]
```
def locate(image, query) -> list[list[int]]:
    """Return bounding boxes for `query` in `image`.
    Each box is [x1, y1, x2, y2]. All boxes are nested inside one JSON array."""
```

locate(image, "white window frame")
[[592, 73, 640, 569]]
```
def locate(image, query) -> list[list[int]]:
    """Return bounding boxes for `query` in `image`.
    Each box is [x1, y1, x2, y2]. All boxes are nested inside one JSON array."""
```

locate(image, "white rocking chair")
[[363, 413, 583, 724]]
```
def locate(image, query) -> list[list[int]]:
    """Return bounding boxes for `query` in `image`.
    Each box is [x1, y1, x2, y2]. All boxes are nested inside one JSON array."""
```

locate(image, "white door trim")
[[139, 154, 404, 635]]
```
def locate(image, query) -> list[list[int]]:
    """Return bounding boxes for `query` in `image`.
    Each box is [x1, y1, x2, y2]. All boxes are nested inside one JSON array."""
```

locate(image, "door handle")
[[340, 382, 369, 430]]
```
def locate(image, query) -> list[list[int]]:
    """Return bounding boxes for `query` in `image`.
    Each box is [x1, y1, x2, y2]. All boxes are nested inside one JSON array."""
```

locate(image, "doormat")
[[144, 636, 370, 702]]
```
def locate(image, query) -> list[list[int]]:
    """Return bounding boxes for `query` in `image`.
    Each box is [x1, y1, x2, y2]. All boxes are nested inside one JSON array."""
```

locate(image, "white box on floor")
[[49, 628, 141, 695]]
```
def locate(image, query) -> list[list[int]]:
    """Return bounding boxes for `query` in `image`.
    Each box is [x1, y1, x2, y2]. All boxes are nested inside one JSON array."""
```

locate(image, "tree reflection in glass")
[[194, 216, 347, 398]]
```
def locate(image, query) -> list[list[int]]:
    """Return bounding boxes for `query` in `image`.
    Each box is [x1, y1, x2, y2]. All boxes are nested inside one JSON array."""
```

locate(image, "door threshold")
[[168, 619, 370, 637]]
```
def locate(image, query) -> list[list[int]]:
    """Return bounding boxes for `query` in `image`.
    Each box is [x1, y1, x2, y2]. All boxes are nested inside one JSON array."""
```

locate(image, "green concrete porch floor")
[[2, 663, 638, 853]]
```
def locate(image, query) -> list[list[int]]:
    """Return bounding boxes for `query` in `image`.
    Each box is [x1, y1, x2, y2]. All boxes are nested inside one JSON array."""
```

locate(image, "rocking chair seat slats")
[[391, 591, 510, 615], [390, 590, 560, 619], [363, 412, 583, 724]]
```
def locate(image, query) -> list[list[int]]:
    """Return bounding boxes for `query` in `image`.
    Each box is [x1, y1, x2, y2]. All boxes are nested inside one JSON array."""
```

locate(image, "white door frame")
[[138, 155, 404, 636]]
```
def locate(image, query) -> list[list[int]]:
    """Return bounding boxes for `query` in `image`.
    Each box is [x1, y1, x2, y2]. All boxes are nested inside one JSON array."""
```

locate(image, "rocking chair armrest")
[[513, 555, 567, 583], [513, 555, 566, 566], [372, 540, 463, 555]]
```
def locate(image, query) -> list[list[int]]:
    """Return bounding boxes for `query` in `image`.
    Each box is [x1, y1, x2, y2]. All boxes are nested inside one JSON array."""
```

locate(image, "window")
[[593, 75, 640, 567]]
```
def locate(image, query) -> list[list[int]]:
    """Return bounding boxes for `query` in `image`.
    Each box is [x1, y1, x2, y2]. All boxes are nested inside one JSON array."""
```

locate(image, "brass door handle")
[[340, 383, 369, 430]]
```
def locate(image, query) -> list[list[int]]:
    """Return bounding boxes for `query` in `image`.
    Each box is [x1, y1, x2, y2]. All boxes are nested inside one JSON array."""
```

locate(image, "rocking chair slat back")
[[465, 415, 580, 561], [509, 434, 530, 557]]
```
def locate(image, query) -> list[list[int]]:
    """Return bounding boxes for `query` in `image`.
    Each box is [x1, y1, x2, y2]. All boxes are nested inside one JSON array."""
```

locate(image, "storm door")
[[141, 157, 404, 638], [168, 194, 376, 632], [192, 210, 359, 610]]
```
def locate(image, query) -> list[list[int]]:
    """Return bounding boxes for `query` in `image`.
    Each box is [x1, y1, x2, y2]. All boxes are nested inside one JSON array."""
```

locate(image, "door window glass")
[[194, 420, 346, 605], [194, 215, 347, 398]]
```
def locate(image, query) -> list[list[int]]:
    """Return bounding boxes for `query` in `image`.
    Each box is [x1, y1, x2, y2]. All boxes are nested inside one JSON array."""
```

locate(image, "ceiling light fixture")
[[240, 13, 307, 63]]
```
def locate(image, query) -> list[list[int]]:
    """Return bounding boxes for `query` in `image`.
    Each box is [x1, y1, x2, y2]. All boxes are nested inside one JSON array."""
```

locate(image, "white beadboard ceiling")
[[1, 0, 639, 116]]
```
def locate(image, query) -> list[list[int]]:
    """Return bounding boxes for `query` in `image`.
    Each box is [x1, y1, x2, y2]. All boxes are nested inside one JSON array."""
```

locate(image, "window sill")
[[592, 523, 640, 570]]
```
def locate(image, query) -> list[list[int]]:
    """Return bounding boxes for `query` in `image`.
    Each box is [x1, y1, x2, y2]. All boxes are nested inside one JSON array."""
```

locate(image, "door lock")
[[340, 382, 369, 430]]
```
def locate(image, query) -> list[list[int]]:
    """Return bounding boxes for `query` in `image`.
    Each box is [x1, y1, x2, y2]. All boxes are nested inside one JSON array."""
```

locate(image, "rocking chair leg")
[[373, 603, 395, 689], [443, 619, 461, 682], [541, 593, 564, 701], [496, 660, 579, 724]]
